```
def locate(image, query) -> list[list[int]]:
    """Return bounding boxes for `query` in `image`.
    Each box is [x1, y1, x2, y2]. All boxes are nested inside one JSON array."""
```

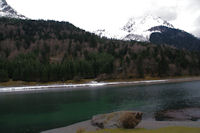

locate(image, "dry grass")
[[0, 79, 94, 87], [76, 127, 86, 133], [1, 76, 200, 87]]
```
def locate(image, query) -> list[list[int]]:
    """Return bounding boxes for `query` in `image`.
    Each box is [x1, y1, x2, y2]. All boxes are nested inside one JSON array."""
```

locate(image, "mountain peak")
[[122, 15, 174, 33], [94, 15, 174, 42], [0, 0, 26, 19]]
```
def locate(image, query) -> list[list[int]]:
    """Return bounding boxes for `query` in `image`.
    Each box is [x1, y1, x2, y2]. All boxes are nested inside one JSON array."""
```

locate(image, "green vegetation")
[[0, 18, 200, 82], [86, 127, 200, 133]]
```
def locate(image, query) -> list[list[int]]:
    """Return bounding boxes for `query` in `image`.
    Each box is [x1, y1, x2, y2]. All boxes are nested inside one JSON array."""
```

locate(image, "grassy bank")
[[0, 79, 94, 87], [85, 127, 200, 133]]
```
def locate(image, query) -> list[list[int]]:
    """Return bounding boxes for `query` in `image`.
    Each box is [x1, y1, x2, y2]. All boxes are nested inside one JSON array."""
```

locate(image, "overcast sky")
[[7, 0, 200, 37]]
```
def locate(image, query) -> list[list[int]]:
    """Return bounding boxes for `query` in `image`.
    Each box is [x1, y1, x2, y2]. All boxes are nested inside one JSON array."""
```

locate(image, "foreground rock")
[[155, 108, 200, 121], [91, 111, 143, 129]]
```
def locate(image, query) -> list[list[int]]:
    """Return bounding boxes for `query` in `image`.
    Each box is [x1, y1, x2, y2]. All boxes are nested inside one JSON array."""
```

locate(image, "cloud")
[[150, 7, 178, 21], [6, 0, 200, 37], [188, 0, 200, 10], [194, 16, 200, 26], [193, 16, 200, 37]]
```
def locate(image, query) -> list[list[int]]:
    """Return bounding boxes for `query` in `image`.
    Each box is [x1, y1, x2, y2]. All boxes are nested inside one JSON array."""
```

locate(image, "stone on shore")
[[155, 108, 200, 121], [91, 111, 143, 129]]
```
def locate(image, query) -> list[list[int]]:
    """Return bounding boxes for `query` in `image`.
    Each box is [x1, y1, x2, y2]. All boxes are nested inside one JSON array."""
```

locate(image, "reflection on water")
[[0, 81, 200, 133]]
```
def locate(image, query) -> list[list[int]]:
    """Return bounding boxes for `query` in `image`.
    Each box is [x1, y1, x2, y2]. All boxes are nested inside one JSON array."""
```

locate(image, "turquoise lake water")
[[0, 81, 200, 133]]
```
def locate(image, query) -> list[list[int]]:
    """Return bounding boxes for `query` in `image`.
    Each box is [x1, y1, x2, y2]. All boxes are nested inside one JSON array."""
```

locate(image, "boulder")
[[155, 108, 200, 121], [91, 111, 143, 129]]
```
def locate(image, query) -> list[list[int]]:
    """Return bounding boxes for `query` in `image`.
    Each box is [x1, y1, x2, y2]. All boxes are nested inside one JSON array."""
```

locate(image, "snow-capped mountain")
[[94, 15, 174, 42], [0, 0, 26, 19]]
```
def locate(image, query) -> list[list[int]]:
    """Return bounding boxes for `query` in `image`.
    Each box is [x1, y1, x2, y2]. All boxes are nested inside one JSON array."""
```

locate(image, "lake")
[[0, 81, 200, 133]]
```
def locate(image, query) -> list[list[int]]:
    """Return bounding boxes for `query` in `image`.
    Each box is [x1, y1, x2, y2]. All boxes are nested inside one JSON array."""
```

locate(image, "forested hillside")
[[149, 26, 200, 51], [0, 18, 200, 82]]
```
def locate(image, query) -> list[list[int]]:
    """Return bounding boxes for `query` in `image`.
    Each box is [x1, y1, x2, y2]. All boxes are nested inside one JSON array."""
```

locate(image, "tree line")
[[0, 18, 200, 82]]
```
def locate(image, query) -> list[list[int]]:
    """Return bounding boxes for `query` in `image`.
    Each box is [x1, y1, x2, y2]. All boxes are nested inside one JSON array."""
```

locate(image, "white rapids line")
[[0, 80, 168, 93]]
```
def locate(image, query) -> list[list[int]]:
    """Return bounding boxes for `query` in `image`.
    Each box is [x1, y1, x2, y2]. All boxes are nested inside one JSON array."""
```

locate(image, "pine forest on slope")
[[0, 18, 200, 82]]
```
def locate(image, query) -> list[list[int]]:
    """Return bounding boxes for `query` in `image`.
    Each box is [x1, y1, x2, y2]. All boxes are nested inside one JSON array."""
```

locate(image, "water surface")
[[0, 81, 200, 133]]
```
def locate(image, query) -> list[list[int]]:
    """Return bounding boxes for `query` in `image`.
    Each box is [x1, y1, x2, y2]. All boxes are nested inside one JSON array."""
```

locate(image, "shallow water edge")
[[1, 77, 200, 93]]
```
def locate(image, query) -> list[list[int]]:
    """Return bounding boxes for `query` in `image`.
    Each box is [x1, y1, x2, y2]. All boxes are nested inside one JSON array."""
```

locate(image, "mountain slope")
[[149, 26, 200, 51], [0, 0, 26, 19], [94, 15, 200, 51], [0, 18, 200, 82]]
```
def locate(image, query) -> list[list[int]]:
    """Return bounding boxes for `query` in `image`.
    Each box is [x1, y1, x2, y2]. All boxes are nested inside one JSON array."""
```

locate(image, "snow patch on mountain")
[[94, 28, 128, 40], [0, 0, 26, 19], [94, 15, 174, 42]]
